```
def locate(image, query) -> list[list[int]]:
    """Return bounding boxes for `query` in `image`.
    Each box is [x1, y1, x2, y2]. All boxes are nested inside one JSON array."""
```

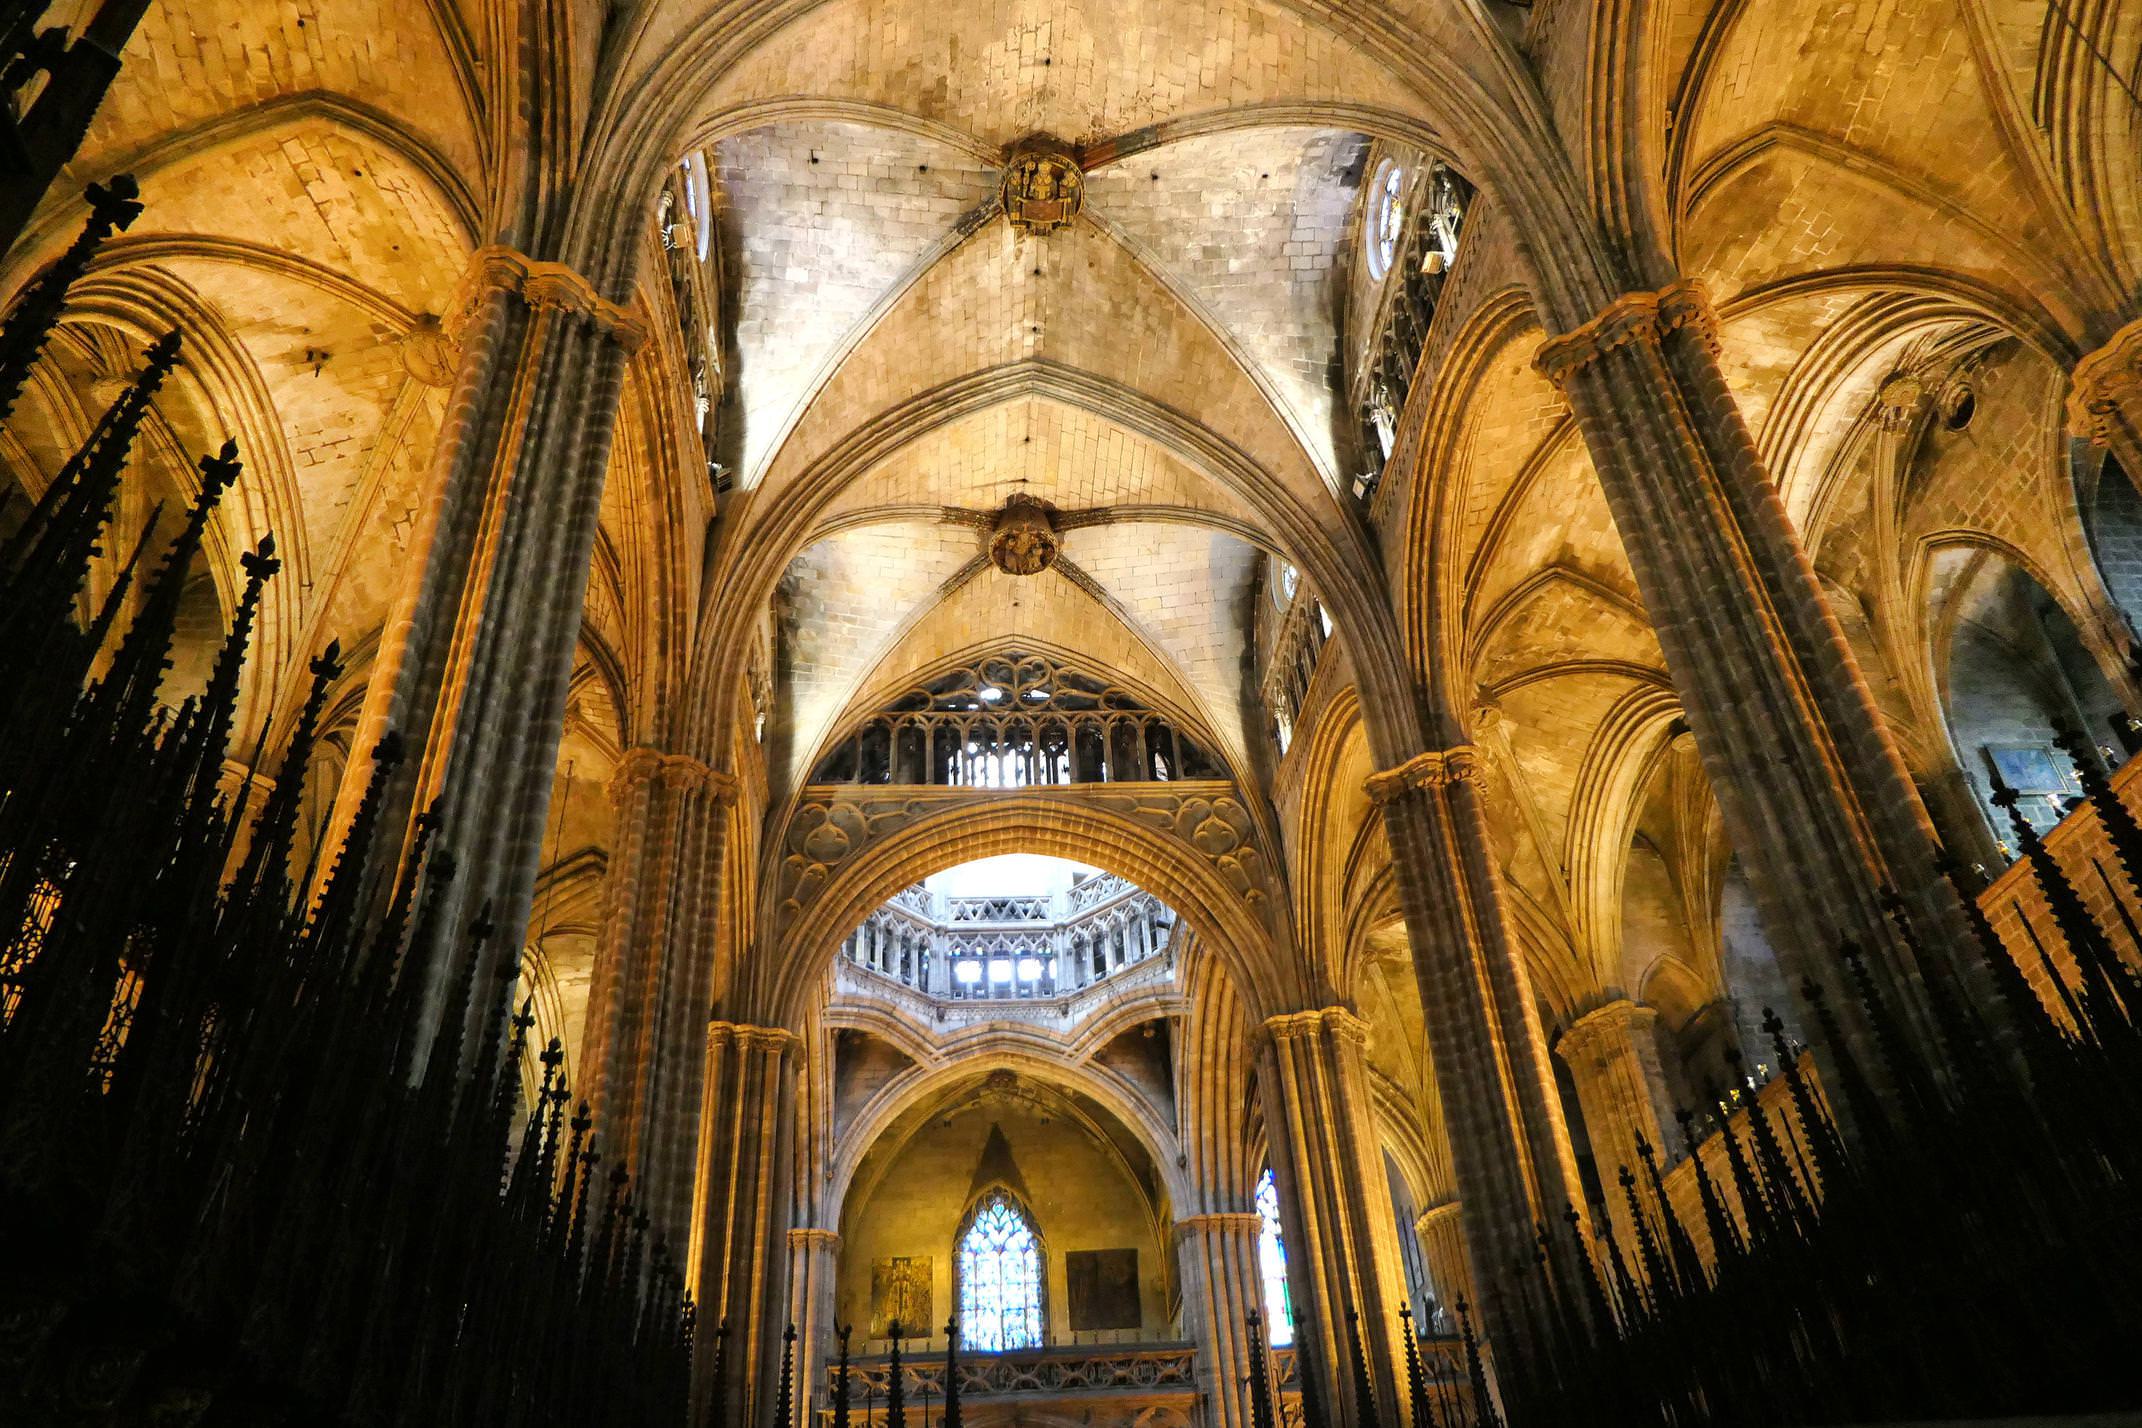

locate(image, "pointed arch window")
[[958, 1189, 1044, 1351], [1366, 161, 1404, 279], [1256, 1168, 1295, 1347]]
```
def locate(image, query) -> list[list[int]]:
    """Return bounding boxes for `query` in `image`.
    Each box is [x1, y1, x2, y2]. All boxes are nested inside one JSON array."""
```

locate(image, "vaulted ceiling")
[[9, 0, 2138, 1079], [726, 109, 1399, 790]]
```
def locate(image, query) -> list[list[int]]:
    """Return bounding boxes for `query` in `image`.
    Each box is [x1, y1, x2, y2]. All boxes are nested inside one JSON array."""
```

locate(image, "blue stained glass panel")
[[1257, 1168, 1295, 1347], [959, 1191, 1043, 1350]]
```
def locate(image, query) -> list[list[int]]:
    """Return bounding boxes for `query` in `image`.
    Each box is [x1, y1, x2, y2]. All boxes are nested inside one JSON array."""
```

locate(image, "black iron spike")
[[1400, 1304, 1432, 1428], [775, 1322, 796, 1428], [1453, 1300, 1501, 1428], [832, 1324, 852, 1428], [886, 1321, 906, 1428], [1244, 1308, 1278, 1428], [940, 1318, 961, 1428], [1348, 1306, 1384, 1428], [1994, 778, 2135, 1036], [0, 175, 143, 419], [1295, 1321, 1330, 1428]]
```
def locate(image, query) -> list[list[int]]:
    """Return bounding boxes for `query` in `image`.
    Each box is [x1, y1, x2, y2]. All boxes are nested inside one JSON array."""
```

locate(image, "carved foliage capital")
[[707, 1020, 799, 1058], [2069, 317, 2142, 445], [1261, 1005, 1368, 1047], [614, 747, 742, 806], [1173, 1212, 1266, 1240], [1533, 278, 1720, 391], [1557, 998, 1660, 1067], [453, 245, 651, 353], [1415, 1200, 1463, 1233], [1364, 746, 1482, 806], [788, 1227, 842, 1252]]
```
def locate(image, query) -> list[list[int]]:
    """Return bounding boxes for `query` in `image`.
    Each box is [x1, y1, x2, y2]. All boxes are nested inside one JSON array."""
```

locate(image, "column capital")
[[707, 1020, 799, 1056], [788, 1227, 842, 1251], [1173, 1212, 1266, 1240], [614, 746, 742, 804], [1414, 1200, 1463, 1235], [453, 245, 651, 352], [2069, 316, 2142, 445], [1533, 278, 1720, 390], [1557, 998, 1660, 1063], [1364, 746, 1482, 805], [1261, 1005, 1370, 1045]]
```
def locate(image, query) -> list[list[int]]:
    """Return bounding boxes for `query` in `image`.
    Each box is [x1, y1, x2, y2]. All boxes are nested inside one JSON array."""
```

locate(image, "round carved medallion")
[[1000, 141, 1084, 235], [988, 494, 1061, 576]]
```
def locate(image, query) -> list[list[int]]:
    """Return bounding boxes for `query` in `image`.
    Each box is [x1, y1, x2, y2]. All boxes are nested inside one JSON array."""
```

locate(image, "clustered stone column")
[[783, 1227, 841, 1428], [324, 246, 649, 1056], [583, 747, 739, 1244], [696, 1022, 799, 1428], [1556, 1001, 1675, 1253], [1258, 1008, 1413, 1426], [1866, 377, 2048, 870], [1535, 280, 1968, 1057], [1174, 1212, 1266, 1428], [1371, 748, 1587, 1358], [2071, 318, 2142, 498], [1413, 1201, 1473, 1325]]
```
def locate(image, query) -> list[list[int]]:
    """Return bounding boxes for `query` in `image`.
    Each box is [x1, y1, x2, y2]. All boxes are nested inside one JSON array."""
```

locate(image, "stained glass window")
[[1367, 161, 1404, 279], [1256, 1168, 1295, 1346], [958, 1190, 1044, 1351]]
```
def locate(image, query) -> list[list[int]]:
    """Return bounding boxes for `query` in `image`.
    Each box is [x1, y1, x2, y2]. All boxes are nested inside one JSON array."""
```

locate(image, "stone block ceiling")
[[713, 121, 1002, 484], [697, 0, 1428, 148], [1083, 127, 1366, 479], [717, 86, 1385, 793]]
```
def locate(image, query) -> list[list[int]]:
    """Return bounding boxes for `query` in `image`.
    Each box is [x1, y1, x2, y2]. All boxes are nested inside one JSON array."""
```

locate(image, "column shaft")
[[1414, 1202, 1473, 1328], [1536, 280, 1967, 1054], [696, 1022, 799, 1428], [784, 1228, 841, 1428], [1556, 1001, 1673, 1254], [1374, 756, 1586, 1358], [323, 249, 649, 1058], [1259, 1008, 1412, 1427], [584, 749, 738, 1243], [1175, 1213, 1266, 1428]]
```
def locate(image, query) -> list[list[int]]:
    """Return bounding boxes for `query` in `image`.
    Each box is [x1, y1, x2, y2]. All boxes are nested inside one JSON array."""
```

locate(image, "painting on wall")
[[1984, 743, 2070, 796], [870, 1256, 932, 1338], [1066, 1248, 1140, 1331], [1983, 743, 2077, 834]]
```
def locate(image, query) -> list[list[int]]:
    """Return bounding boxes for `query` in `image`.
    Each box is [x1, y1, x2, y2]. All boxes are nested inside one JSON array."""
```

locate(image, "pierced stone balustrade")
[[827, 1341, 1197, 1424], [837, 873, 1178, 1004]]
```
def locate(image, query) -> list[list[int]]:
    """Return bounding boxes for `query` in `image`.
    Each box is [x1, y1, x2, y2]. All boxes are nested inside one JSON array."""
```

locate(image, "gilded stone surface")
[[1000, 141, 1084, 235], [987, 494, 1061, 575]]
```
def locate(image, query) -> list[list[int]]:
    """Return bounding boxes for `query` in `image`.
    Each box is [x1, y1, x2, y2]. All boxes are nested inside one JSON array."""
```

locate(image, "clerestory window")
[[809, 652, 1223, 787], [1367, 161, 1404, 279]]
